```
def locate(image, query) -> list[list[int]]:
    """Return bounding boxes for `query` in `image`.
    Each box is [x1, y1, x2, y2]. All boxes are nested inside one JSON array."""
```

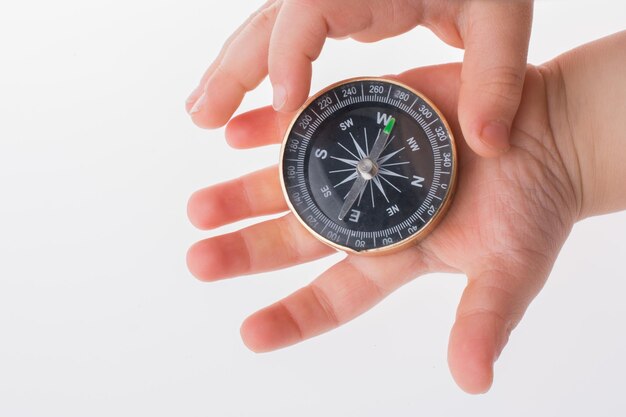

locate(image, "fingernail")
[[480, 121, 510, 153], [190, 92, 207, 115], [272, 84, 287, 111], [186, 87, 200, 106]]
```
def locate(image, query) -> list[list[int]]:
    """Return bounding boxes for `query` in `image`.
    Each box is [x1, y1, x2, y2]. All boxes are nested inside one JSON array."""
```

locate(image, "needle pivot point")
[[357, 158, 377, 180]]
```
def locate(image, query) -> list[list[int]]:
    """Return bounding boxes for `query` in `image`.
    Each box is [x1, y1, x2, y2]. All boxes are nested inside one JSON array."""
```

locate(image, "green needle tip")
[[384, 117, 396, 134]]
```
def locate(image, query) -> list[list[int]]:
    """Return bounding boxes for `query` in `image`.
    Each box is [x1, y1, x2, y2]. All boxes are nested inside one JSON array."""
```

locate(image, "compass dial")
[[280, 78, 457, 254]]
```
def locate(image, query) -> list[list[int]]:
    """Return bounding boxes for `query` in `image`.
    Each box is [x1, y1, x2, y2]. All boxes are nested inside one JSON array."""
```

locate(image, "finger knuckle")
[[249, 0, 281, 31], [309, 283, 341, 327], [474, 65, 525, 105]]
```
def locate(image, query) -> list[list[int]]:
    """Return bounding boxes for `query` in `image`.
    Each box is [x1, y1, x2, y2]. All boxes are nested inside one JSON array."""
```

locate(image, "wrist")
[[540, 32, 626, 222]]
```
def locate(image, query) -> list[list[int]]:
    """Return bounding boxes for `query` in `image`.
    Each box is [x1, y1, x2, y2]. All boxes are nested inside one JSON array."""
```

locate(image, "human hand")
[[185, 0, 533, 157], [186, 63, 579, 394]]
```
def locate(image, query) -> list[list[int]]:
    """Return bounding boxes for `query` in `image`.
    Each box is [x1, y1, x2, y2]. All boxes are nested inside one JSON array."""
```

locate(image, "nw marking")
[[406, 137, 420, 152]]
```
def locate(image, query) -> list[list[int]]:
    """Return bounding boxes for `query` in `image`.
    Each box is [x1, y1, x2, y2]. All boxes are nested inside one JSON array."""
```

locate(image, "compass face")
[[280, 78, 457, 254]]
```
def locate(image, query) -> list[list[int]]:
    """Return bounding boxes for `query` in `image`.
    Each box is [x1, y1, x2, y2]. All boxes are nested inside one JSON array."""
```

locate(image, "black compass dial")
[[281, 78, 456, 253]]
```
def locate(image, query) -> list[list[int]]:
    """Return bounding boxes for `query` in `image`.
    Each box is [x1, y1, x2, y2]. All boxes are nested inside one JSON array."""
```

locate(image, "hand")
[[185, 0, 534, 157], [186, 63, 579, 394]]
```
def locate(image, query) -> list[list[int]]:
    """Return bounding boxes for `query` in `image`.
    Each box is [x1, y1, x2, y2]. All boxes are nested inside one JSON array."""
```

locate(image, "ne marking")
[[310, 109, 320, 118], [294, 132, 309, 139]]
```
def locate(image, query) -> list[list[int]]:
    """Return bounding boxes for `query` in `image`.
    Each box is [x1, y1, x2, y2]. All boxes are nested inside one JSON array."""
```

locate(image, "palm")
[[187, 64, 577, 393]]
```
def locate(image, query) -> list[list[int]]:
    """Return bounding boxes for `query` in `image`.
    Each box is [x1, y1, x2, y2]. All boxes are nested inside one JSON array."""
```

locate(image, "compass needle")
[[338, 176, 367, 220], [281, 78, 456, 253]]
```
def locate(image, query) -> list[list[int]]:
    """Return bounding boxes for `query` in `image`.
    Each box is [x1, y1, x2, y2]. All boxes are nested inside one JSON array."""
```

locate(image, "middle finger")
[[187, 213, 335, 281]]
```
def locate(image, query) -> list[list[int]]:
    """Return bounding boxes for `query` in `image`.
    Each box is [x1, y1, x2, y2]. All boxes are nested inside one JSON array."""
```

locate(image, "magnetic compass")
[[280, 78, 457, 254]]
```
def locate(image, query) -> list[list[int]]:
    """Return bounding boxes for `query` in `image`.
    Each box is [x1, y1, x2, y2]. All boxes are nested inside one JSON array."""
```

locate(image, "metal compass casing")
[[280, 77, 457, 255]]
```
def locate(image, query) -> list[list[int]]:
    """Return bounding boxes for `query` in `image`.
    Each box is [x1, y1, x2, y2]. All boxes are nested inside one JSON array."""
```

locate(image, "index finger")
[[187, 1, 281, 128]]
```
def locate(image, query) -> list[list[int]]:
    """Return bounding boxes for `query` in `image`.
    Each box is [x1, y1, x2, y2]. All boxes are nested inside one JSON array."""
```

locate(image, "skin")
[[185, 0, 534, 157], [186, 31, 626, 393]]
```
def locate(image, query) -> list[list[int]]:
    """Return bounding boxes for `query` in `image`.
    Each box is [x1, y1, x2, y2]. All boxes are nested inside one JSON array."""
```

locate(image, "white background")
[[1, 1, 625, 415]]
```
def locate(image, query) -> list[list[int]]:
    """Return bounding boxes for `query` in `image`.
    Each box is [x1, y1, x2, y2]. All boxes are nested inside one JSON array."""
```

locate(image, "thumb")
[[447, 264, 546, 394], [458, 0, 533, 157]]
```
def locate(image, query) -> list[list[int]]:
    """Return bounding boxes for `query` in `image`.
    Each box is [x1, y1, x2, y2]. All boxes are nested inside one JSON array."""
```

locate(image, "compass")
[[280, 77, 457, 254]]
